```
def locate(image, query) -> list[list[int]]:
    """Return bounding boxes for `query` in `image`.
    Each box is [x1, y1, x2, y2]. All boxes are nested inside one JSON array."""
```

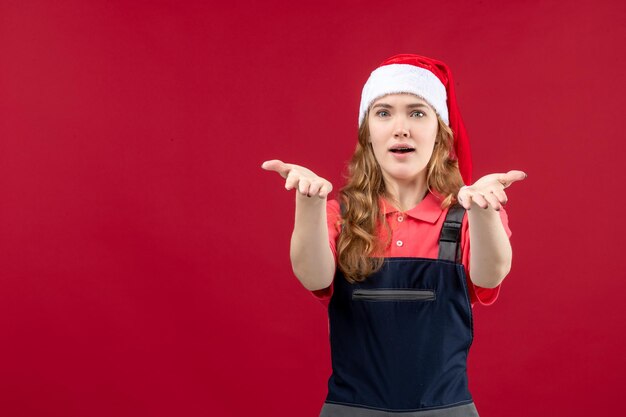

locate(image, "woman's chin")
[[384, 168, 425, 183], [380, 166, 425, 181]]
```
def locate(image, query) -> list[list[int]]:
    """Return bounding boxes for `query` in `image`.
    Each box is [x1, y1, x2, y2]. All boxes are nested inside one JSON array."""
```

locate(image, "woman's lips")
[[389, 149, 414, 160]]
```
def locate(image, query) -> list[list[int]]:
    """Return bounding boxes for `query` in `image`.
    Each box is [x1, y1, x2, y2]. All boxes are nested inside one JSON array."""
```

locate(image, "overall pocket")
[[352, 288, 436, 301]]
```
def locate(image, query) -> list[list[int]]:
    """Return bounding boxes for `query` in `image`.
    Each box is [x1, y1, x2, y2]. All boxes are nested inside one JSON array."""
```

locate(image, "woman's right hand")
[[261, 159, 333, 199]]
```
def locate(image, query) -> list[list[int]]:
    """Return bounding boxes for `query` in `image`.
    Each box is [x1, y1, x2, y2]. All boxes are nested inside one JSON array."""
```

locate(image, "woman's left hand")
[[457, 170, 527, 211]]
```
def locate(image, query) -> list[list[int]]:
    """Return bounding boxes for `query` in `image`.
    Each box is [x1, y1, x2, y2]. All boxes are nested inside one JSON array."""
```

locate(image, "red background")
[[1, 1, 625, 416]]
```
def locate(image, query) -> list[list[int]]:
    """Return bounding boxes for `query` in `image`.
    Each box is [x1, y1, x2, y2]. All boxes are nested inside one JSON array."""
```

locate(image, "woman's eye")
[[411, 111, 425, 118], [376, 110, 389, 117]]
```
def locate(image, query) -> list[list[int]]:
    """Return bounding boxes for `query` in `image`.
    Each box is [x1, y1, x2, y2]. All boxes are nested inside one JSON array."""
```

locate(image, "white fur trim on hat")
[[359, 63, 448, 126]]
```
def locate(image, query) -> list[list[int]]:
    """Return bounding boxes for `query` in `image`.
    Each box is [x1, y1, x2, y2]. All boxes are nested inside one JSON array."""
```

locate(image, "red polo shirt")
[[311, 191, 513, 307]]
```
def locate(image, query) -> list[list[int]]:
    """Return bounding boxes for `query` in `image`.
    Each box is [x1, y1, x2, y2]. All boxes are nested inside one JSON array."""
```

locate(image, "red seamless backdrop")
[[1, 1, 625, 416]]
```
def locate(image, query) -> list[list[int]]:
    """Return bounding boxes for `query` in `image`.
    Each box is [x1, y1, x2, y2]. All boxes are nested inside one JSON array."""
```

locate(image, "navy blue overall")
[[319, 204, 479, 417]]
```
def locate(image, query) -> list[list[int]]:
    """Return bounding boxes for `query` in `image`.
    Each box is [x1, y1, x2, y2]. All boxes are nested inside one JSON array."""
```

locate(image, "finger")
[[498, 170, 527, 188], [261, 159, 292, 179], [309, 178, 328, 196], [458, 186, 473, 210], [284, 171, 300, 190], [491, 188, 508, 205], [318, 182, 332, 199], [308, 180, 324, 197], [469, 191, 489, 209], [458, 193, 470, 210], [484, 190, 502, 211], [298, 178, 312, 196]]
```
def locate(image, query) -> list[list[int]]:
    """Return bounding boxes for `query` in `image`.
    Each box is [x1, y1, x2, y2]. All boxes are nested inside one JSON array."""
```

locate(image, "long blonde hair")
[[336, 109, 465, 283]]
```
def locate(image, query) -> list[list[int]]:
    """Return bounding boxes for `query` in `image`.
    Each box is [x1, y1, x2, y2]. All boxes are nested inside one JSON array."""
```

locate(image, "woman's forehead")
[[371, 93, 430, 106]]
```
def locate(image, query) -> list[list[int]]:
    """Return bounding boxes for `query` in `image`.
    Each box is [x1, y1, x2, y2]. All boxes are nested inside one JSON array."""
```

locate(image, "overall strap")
[[438, 203, 466, 263]]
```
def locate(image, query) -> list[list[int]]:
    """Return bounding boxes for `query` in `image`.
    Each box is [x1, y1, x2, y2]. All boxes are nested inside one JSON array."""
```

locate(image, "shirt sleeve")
[[310, 199, 341, 307], [461, 207, 513, 306]]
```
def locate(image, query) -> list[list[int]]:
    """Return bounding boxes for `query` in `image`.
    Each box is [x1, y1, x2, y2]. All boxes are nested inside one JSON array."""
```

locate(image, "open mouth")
[[389, 148, 415, 154]]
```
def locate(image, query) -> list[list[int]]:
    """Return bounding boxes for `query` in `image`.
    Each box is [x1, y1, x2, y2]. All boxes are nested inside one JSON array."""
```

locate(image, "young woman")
[[262, 54, 526, 417]]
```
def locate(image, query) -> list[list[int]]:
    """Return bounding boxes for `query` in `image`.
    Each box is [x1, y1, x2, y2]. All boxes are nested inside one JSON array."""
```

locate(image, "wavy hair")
[[335, 109, 465, 283]]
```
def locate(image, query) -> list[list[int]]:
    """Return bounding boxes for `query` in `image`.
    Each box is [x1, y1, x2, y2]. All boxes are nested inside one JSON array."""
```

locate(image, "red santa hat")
[[359, 53, 473, 184]]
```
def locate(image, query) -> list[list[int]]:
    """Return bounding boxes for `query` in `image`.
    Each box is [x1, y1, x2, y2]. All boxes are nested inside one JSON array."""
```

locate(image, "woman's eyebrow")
[[407, 103, 429, 109]]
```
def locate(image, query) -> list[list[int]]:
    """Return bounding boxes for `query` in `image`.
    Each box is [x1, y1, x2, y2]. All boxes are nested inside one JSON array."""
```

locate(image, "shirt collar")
[[379, 191, 444, 224]]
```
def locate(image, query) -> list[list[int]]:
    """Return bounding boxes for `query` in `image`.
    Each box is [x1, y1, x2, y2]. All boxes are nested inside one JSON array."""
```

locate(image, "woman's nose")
[[394, 129, 409, 138], [393, 122, 410, 138]]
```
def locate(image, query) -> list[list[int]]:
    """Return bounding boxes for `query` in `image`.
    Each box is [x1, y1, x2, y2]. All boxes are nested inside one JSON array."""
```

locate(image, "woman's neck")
[[383, 175, 428, 212]]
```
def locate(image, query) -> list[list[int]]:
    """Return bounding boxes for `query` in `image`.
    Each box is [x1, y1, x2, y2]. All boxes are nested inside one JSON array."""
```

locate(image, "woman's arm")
[[262, 159, 335, 291], [458, 170, 527, 288], [290, 193, 335, 291], [467, 207, 511, 288]]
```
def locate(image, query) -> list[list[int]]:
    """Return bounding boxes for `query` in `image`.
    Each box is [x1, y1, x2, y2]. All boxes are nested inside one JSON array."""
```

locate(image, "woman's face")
[[367, 93, 439, 185]]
